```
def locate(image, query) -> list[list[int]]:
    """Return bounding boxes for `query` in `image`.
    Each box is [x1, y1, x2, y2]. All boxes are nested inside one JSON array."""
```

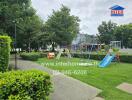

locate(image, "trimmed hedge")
[[0, 70, 52, 100], [0, 36, 11, 72], [20, 52, 55, 61], [20, 52, 43, 61], [20, 52, 74, 61], [119, 55, 132, 63], [72, 53, 104, 60], [72, 53, 132, 63], [20, 52, 132, 63]]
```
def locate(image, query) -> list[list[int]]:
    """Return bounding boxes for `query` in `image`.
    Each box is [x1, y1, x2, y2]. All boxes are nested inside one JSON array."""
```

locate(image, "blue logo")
[[110, 5, 125, 16]]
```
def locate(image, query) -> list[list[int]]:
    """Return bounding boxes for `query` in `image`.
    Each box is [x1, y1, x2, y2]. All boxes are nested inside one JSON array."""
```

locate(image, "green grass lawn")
[[36, 57, 132, 100]]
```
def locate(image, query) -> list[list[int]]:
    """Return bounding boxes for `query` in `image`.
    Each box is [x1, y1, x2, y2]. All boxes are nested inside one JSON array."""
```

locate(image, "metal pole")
[[15, 23, 17, 69]]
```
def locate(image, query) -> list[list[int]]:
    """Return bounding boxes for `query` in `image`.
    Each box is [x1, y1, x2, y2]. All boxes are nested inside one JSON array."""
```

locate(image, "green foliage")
[[119, 55, 132, 63], [45, 5, 80, 50], [100, 49, 106, 54], [8, 95, 31, 100], [20, 52, 43, 61], [0, 0, 44, 51], [72, 53, 132, 63], [97, 20, 117, 44], [112, 48, 119, 53], [114, 23, 132, 48], [40, 52, 48, 58], [0, 36, 11, 72], [98, 21, 132, 48], [0, 70, 52, 100], [0, 0, 31, 34], [18, 15, 43, 51], [104, 45, 110, 52]]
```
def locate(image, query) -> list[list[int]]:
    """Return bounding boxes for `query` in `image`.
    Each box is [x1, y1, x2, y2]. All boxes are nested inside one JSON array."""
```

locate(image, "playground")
[[1, 1, 132, 100], [35, 40, 132, 100], [13, 38, 132, 100], [36, 56, 132, 100]]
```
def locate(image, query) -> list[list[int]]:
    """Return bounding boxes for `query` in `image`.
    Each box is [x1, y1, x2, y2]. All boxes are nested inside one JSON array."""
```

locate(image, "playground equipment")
[[110, 41, 121, 49], [56, 48, 94, 66], [56, 48, 71, 60], [99, 54, 115, 68], [47, 52, 55, 59], [99, 48, 120, 67]]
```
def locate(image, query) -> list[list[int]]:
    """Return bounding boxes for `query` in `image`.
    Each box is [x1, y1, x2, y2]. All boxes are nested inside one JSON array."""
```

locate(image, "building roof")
[[110, 5, 125, 10]]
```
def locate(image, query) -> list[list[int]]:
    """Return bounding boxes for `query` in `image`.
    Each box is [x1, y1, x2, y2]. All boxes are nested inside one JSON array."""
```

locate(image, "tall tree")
[[0, 0, 44, 50], [114, 23, 132, 48], [0, 0, 31, 35], [18, 15, 43, 51], [97, 20, 117, 44], [45, 5, 80, 51]]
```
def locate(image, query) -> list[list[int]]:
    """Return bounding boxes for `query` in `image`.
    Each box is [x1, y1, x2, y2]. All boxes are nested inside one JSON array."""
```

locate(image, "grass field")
[[36, 57, 132, 100]]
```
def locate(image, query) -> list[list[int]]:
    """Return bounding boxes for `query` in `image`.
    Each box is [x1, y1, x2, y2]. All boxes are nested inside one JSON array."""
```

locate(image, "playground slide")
[[99, 54, 115, 68]]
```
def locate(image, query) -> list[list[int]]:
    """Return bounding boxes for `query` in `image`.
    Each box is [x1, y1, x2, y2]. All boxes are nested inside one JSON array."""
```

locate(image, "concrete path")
[[116, 82, 132, 94], [10, 57, 102, 100]]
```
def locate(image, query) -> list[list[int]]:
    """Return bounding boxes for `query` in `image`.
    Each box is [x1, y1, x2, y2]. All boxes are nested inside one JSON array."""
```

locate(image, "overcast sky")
[[32, 0, 132, 35]]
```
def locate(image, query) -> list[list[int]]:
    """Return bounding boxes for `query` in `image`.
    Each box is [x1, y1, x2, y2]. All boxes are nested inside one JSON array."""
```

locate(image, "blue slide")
[[99, 54, 115, 68]]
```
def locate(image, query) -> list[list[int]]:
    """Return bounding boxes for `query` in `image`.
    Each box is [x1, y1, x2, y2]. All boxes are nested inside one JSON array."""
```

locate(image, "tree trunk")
[[28, 41, 31, 52], [51, 42, 55, 52], [28, 32, 31, 52]]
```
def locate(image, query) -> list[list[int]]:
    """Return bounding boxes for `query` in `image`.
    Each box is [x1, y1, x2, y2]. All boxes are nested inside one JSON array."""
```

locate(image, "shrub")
[[72, 53, 132, 63], [0, 36, 11, 72], [113, 48, 119, 53], [0, 70, 52, 100], [20, 52, 42, 61], [40, 52, 47, 58], [104, 45, 110, 52], [119, 55, 132, 63]]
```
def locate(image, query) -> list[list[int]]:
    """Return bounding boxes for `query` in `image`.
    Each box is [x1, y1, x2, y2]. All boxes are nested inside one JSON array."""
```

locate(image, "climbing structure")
[[56, 48, 71, 60]]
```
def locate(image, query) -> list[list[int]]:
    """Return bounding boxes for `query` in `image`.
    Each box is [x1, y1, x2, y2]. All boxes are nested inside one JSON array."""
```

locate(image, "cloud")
[[32, 0, 132, 35]]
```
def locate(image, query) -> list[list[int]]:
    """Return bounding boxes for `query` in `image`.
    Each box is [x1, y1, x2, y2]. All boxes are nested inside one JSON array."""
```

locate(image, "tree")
[[45, 5, 80, 51], [0, 0, 31, 35], [18, 15, 43, 51], [97, 20, 117, 44], [114, 23, 132, 48], [0, 0, 44, 51]]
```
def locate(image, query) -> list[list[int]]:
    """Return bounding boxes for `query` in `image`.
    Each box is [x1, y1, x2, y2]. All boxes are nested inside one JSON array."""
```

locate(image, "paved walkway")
[[116, 82, 132, 94], [10, 57, 102, 100]]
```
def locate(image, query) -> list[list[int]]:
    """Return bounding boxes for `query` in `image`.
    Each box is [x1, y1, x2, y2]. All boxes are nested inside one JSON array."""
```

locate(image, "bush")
[[72, 53, 132, 63], [112, 48, 119, 53], [0, 70, 52, 100], [119, 55, 132, 63], [20, 52, 42, 61], [40, 52, 47, 58], [0, 36, 11, 72]]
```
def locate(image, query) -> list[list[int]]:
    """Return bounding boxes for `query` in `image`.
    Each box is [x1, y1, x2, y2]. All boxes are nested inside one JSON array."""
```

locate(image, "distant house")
[[71, 33, 104, 52], [72, 33, 97, 45], [110, 5, 125, 16]]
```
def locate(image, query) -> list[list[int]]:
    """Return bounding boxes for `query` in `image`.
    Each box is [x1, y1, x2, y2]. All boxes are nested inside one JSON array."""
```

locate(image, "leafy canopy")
[[45, 5, 80, 46]]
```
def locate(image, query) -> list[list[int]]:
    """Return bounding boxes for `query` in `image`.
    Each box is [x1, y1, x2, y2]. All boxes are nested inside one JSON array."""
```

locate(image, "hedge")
[[0, 36, 11, 72], [20, 52, 56, 61], [20, 52, 74, 61], [20, 52, 43, 61], [72, 53, 132, 63], [20, 52, 132, 63], [119, 55, 132, 63], [0, 70, 52, 100]]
